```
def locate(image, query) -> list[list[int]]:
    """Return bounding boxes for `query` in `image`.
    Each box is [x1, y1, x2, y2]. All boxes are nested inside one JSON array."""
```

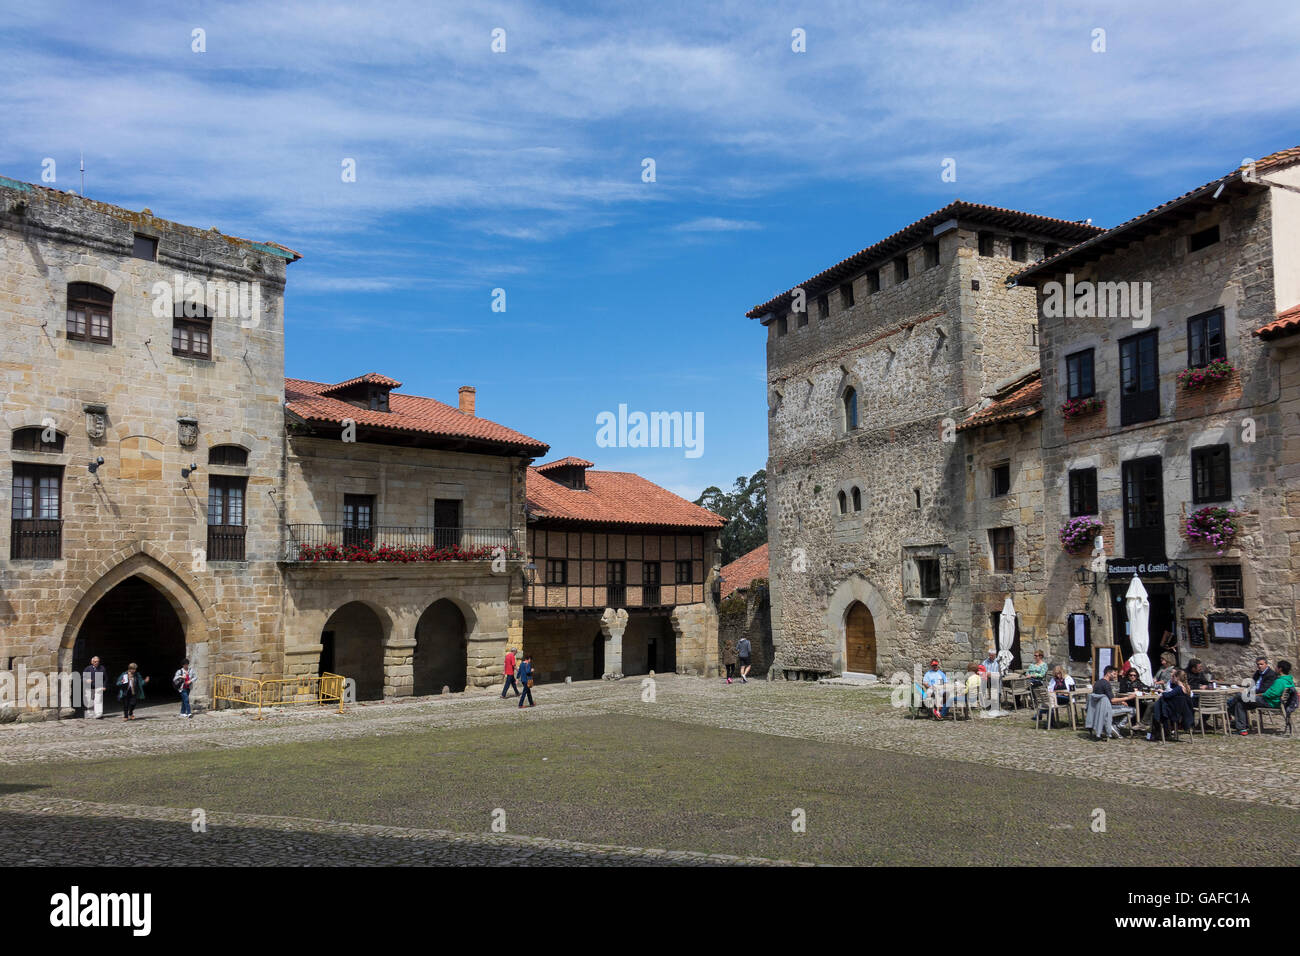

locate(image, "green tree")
[[695, 469, 766, 565]]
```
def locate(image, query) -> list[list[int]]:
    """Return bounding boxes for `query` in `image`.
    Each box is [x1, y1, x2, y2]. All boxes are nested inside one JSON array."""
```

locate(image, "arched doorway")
[[323, 602, 385, 700], [844, 601, 877, 674], [413, 599, 467, 694], [73, 577, 187, 703]]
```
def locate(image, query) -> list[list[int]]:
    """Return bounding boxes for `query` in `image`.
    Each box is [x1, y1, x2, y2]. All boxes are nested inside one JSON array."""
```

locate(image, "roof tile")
[[526, 465, 724, 528], [720, 543, 769, 598]]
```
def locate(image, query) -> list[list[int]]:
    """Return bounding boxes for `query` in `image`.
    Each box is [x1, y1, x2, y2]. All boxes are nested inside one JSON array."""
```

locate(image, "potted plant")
[[1059, 515, 1103, 554], [1176, 357, 1234, 390], [1061, 396, 1104, 420], [1185, 505, 1240, 554]]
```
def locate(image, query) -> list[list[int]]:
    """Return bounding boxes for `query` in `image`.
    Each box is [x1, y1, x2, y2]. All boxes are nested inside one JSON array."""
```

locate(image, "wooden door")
[[845, 602, 877, 673]]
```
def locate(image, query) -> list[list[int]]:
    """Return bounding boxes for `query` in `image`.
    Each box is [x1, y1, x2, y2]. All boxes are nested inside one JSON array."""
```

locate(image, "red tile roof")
[[319, 372, 403, 394], [526, 465, 724, 528], [746, 200, 1102, 318], [957, 371, 1043, 432], [536, 456, 595, 472], [720, 543, 769, 598], [285, 376, 549, 454], [1014, 145, 1300, 284], [1255, 303, 1300, 341]]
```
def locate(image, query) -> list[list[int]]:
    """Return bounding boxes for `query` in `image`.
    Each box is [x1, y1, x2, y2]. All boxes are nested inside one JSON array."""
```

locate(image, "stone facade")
[[280, 434, 528, 697], [1026, 168, 1300, 676], [0, 178, 294, 710], [753, 204, 1100, 678]]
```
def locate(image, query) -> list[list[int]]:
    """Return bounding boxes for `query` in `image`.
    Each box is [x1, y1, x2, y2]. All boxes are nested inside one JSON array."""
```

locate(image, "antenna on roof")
[[79, 150, 85, 196]]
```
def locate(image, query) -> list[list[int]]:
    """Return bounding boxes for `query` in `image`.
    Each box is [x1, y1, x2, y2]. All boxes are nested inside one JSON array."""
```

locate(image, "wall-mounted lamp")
[[520, 561, 537, 589], [181, 462, 199, 480], [87, 456, 104, 475]]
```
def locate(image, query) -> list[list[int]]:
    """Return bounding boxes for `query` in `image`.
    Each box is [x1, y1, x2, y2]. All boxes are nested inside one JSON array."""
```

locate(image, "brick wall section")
[[0, 181, 292, 708]]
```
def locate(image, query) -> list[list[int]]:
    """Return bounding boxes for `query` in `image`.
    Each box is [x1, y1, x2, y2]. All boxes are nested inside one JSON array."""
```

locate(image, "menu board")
[[1186, 618, 1206, 648], [1068, 612, 1090, 662], [1093, 644, 1120, 681], [1208, 613, 1250, 644]]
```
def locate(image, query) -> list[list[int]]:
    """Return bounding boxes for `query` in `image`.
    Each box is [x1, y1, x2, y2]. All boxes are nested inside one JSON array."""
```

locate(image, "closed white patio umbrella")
[[1124, 575, 1153, 684], [997, 595, 1016, 673]]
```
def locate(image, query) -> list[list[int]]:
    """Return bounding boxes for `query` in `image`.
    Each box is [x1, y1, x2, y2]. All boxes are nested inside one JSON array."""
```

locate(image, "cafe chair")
[[1031, 684, 1066, 729], [1195, 694, 1231, 736], [1254, 688, 1296, 737]]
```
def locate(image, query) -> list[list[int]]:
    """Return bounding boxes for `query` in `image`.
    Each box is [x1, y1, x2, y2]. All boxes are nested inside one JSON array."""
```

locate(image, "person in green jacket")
[[1025, 649, 1048, 685], [1230, 659, 1292, 734], [1263, 661, 1294, 706], [116, 663, 149, 720]]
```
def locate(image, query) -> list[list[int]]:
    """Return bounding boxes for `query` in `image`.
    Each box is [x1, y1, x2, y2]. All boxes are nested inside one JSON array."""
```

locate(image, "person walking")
[[116, 663, 148, 721], [501, 647, 520, 698], [722, 637, 737, 684], [82, 656, 106, 720], [517, 653, 535, 708], [173, 659, 197, 718], [736, 636, 752, 683]]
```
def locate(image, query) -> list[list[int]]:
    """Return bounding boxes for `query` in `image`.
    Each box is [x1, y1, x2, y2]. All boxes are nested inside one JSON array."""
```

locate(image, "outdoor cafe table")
[[1132, 686, 1237, 731]]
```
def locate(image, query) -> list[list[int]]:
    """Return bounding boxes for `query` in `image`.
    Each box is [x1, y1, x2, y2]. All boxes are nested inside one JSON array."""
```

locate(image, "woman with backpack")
[[173, 659, 197, 718]]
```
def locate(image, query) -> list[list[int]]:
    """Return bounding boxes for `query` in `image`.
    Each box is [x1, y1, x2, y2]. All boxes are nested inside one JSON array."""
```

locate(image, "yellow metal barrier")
[[213, 673, 346, 719]]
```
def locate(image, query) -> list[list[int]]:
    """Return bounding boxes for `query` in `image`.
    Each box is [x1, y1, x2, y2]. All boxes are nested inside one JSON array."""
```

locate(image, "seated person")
[[1185, 658, 1214, 691], [921, 659, 950, 718], [1147, 669, 1194, 742], [1153, 654, 1175, 687], [1089, 665, 1135, 739], [1046, 665, 1075, 705], [1025, 650, 1048, 685], [1118, 664, 1147, 695], [1229, 658, 1291, 735], [963, 663, 983, 708], [982, 648, 1001, 679]]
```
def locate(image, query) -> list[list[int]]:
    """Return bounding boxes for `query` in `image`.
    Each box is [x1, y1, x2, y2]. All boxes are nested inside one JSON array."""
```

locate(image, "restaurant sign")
[[1105, 559, 1171, 579]]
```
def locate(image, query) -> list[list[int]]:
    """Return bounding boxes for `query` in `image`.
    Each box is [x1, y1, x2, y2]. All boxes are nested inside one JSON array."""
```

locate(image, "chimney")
[[458, 386, 476, 416]]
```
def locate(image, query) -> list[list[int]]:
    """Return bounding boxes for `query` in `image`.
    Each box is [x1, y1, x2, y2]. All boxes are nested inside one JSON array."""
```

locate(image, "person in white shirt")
[[1046, 665, 1075, 705]]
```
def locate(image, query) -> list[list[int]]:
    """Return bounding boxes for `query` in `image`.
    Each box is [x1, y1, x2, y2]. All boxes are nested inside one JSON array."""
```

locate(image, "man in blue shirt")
[[921, 659, 950, 718]]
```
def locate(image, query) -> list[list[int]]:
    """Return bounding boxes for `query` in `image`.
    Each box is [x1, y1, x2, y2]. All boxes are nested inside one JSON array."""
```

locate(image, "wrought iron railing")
[[11, 519, 62, 559], [285, 524, 518, 562], [207, 527, 246, 562]]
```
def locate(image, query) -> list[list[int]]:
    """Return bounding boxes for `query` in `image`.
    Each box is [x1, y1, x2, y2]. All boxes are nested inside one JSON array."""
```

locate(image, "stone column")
[[599, 608, 628, 679], [383, 638, 416, 698]]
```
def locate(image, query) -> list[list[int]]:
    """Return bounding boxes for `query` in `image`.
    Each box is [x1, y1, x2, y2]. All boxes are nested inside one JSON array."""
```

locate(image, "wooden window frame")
[[1065, 348, 1095, 399], [208, 445, 249, 466], [11, 463, 63, 560], [66, 282, 113, 344], [1068, 467, 1098, 517], [1119, 329, 1160, 425], [132, 233, 158, 261], [989, 527, 1014, 573], [917, 558, 941, 598], [12, 427, 66, 453], [207, 475, 247, 561], [1191, 444, 1231, 504], [675, 560, 692, 584], [1187, 308, 1226, 370], [1211, 564, 1243, 609], [546, 558, 568, 586], [978, 232, 995, 257], [172, 314, 212, 360], [991, 461, 1011, 498], [1121, 456, 1165, 560]]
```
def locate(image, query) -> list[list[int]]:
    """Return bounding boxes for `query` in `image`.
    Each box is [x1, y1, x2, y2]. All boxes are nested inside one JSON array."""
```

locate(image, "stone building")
[[747, 201, 1101, 678], [0, 176, 298, 708], [522, 457, 724, 682], [954, 368, 1049, 669], [280, 374, 548, 699], [717, 542, 774, 677], [1012, 147, 1300, 676]]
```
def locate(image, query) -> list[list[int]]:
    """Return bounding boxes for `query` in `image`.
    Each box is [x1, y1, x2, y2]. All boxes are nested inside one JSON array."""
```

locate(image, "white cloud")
[[674, 217, 762, 233]]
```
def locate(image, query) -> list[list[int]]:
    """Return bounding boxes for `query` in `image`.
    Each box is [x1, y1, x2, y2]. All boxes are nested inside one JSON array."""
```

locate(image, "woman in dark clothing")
[[116, 662, 149, 720], [1119, 665, 1147, 695], [1147, 669, 1193, 741]]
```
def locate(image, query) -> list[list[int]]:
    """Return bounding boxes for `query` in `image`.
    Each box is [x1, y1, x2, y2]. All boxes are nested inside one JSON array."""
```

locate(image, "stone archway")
[[824, 575, 893, 676], [73, 577, 187, 702], [322, 602, 387, 701], [413, 599, 468, 694], [60, 549, 218, 687]]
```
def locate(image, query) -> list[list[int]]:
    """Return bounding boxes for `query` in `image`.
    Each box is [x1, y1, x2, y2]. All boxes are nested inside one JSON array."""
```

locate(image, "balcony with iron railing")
[[284, 524, 521, 563]]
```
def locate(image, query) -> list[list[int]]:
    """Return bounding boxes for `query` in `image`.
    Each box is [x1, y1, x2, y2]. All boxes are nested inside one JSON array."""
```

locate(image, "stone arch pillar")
[[823, 574, 894, 676], [599, 608, 628, 679]]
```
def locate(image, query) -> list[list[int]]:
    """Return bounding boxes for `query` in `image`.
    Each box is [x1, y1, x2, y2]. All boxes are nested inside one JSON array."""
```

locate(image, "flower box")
[[1184, 505, 1240, 555], [1061, 396, 1104, 420], [1176, 358, 1234, 390], [1059, 516, 1103, 554]]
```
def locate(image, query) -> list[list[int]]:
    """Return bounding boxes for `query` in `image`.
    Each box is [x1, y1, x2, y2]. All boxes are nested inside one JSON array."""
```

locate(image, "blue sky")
[[3, 0, 1299, 500]]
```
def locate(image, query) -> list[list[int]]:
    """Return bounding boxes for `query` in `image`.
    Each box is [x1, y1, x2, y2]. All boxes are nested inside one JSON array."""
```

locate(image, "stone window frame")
[[841, 385, 860, 432], [923, 242, 940, 270], [978, 232, 996, 257], [851, 487, 862, 512], [817, 294, 829, 319], [1010, 237, 1029, 262], [12, 426, 67, 454], [839, 280, 855, 309], [1068, 466, 1099, 517], [901, 545, 949, 604], [1186, 307, 1227, 370], [836, 489, 848, 515], [893, 254, 909, 284], [866, 269, 880, 294], [1188, 223, 1220, 253], [990, 459, 1012, 498]]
